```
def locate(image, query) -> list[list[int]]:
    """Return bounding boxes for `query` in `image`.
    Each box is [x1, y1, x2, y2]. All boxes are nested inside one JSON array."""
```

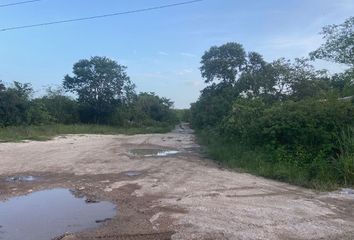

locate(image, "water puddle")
[[0, 188, 116, 240], [5, 175, 39, 183], [124, 171, 142, 177], [341, 188, 354, 195], [130, 149, 180, 157]]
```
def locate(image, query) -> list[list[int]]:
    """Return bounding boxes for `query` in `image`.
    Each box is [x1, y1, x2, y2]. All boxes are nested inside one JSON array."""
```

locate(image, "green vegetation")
[[174, 109, 191, 122], [191, 17, 354, 190], [0, 56, 178, 141]]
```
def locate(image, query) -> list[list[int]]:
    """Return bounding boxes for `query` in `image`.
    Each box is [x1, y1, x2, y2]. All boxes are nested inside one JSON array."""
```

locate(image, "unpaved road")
[[0, 124, 354, 240]]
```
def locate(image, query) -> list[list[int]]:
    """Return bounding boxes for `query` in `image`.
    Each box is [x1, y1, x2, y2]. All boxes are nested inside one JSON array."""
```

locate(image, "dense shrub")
[[37, 89, 80, 124], [0, 82, 33, 126], [214, 98, 354, 187], [191, 32, 354, 188], [190, 83, 239, 129], [223, 99, 354, 153]]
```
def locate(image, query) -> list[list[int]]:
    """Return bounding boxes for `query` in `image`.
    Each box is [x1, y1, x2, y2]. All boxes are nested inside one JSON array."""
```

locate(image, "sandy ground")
[[0, 124, 354, 240]]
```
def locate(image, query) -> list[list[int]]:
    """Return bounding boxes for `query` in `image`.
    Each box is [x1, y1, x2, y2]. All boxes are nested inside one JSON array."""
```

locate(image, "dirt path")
[[0, 124, 353, 240]]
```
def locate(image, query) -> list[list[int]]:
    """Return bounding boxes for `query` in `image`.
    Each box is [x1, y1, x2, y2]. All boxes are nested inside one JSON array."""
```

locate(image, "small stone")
[[85, 199, 99, 203], [104, 187, 113, 192]]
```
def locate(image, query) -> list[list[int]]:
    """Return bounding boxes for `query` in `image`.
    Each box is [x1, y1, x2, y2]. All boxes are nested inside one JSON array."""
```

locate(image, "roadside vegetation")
[[191, 17, 354, 190], [0, 57, 178, 141]]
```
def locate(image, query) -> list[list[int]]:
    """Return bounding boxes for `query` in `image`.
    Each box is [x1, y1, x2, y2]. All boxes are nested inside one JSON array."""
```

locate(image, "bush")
[[38, 91, 79, 124], [0, 82, 33, 126], [190, 83, 239, 129], [205, 98, 354, 188], [223, 99, 354, 155]]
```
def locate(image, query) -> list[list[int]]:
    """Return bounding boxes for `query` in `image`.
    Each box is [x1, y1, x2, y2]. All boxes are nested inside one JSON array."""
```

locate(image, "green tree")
[[236, 52, 275, 99], [289, 58, 330, 100], [200, 42, 246, 84], [63, 56, 131, 123], [310, 16, 354, 98], [133, 92, 175, 124], [38, 88, 79, 124], [0, 81, 5, 91], [310, 16, 354, 66], [190, 83, 239, 129], [0, 81, 33, 126]]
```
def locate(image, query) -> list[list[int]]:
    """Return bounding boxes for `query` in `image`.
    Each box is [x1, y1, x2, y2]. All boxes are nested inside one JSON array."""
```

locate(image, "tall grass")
[[0, 124, 174, 142], [334, 127, 354, 186], [197, 129, 354, 190]]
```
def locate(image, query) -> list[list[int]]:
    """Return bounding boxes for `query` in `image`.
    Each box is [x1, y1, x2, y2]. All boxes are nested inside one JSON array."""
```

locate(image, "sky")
[[0, 0, 353, 108]]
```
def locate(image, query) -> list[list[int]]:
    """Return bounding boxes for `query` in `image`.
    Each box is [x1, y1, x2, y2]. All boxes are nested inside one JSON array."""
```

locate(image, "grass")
[[0, 124, 174, 142], [196, 129, 353, 190]]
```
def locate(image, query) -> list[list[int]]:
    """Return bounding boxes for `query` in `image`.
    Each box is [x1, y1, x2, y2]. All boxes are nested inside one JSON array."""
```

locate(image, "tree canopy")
[[63, 56, 132, 123], [310, 16, 354, 66], [200, 42, 246, 84]]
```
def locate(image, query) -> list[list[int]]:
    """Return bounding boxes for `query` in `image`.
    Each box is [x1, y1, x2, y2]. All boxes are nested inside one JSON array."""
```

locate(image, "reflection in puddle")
[[0, 188, 116, 240], [130, 149, 180, 157], [5, 176, 39, 183], [124, 171, 142, 177]]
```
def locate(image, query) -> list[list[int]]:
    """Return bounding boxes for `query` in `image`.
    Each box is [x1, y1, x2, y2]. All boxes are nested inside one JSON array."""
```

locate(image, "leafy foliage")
[[37, 88, 79, 124], [0, 82, 33, 126], [132, 92, 176, 124], [192, 16, 354, 188], [200, 42, 246, 84], [310, 16, 354, 66], [0, 56, 177, 131], [63, 56, 132, 123]]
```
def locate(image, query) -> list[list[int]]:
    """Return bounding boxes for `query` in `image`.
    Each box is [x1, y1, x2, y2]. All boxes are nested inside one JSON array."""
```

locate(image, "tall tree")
[[310, 16, 354, 97], [310, 16, 354, 67], [63, 56, 131, 123], [237, 52, 274, 98], [200, 42, 246, 84], [0, 80, 5, 91]]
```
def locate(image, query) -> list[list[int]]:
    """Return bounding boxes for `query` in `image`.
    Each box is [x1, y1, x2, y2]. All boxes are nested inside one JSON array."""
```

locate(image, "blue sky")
[[0, 0, 353, 108]]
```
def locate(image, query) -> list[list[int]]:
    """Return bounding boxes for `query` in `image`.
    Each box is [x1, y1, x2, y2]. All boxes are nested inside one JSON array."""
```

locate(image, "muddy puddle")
[[0, 188, 116, 240], [130, 149, 180, 157]]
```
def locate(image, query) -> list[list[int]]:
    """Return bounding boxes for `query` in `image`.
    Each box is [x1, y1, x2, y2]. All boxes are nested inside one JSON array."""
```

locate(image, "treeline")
[[0, 56, 177, 128], [190, 17, 354, 188]]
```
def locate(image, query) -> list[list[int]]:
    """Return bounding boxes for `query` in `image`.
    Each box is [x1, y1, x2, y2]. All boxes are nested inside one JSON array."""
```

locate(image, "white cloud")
[[332, 0, 354, 11], [180, 52, 197, 58], [259, 34, 348, 74], [178, 68, 194, 76], [266, 34, 322, 53], [158, 51, 168, 56], [184, 79, 203, 87], [256, 34, 322, 62], [134, 71, 165, 80]]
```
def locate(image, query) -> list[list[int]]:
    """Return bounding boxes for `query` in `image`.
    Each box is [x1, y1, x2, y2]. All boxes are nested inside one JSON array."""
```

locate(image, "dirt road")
[[0, 124, 353, 239]]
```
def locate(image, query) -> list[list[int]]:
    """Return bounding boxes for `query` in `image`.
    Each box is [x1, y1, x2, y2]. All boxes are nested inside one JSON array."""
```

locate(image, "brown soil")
[[0, 124, 353, 240]]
